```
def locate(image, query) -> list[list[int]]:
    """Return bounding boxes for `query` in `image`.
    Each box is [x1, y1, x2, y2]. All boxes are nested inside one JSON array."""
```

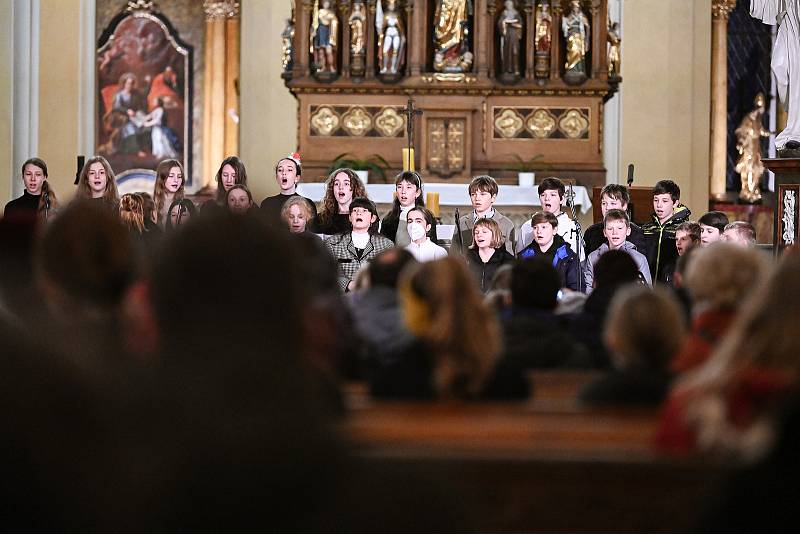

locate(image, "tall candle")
[[402, 148, 415, 172], [426, 192, 440, 218]]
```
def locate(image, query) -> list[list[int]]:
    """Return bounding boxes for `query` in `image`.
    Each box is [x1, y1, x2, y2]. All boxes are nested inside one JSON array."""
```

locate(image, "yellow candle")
[[426, 192, 440, 218], [402, 148, 415, 172]]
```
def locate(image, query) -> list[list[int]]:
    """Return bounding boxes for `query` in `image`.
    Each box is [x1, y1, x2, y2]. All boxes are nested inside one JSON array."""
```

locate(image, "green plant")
[[506, 154, 551, 173], [329, 153, 391, 182]]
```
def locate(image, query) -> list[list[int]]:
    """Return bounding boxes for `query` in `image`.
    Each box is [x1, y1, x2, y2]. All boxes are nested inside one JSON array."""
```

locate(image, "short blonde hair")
[[471, 218, 504, 249], [280, 196, 315, 222], [684, 242, 766, 309], [604, 285, 686, 370]]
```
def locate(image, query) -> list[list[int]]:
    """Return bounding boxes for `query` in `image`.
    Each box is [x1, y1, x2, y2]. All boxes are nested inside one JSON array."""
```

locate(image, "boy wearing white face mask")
[[405, 207, 447, 262]]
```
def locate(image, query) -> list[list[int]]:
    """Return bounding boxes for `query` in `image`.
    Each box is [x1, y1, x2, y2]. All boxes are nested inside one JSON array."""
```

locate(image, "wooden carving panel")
[[422, 110, 471, 180]]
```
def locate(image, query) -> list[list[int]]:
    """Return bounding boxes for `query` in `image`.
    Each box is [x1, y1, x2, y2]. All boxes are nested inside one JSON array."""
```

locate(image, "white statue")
[[751, 0, 800, 150]]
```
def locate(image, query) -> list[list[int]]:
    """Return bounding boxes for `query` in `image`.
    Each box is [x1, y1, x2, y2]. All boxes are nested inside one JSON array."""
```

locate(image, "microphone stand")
[[43, 190, 50, 222], [453, 207, 464, 255], [567, 183, 583, 293]]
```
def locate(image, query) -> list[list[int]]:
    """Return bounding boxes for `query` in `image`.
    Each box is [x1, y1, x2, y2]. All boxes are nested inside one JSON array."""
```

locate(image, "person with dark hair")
[[583, 184, 646, 255], [465, 217, 516, 292], [662, 221, 701, 287], [4, 157, 59, 222], [567, 250, 642, 368], [201, 156, 249, 213], [455, 175, 516, 255], [260, 155, 318, 228], [380, 171, 436, 246], [226, 184, 256, 214], [500, 256, 588, 369], [583, 209, 651, 293], [517, 211, 580, 291], [517, 176, 583, 260], [405, 206, 447, 262], [723, 220, 757, 247], [579, 286, 685, 406], [165, 198, 197, 232], [642, 179, 692, 283], [325, 197, 394, 292], [698, 210, 730, 247], [314, 168, 369, 235]]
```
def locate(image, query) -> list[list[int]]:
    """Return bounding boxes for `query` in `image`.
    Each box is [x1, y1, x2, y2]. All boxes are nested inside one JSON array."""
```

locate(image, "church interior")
[[1, 0, 800, 531]]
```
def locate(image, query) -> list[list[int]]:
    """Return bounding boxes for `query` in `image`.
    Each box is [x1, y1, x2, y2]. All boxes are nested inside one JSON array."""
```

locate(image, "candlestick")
[[402, 148, 415, 172], [426, 192, 440, 218]]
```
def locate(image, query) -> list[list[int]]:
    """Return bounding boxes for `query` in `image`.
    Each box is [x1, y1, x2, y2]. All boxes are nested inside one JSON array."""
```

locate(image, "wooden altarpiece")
[[284, 0, 620, 187]]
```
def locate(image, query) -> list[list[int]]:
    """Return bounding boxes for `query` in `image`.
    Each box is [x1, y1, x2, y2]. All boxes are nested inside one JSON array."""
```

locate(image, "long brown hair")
[[399, 257, 500, 398], [119, 193, 145, 234], [76, 156, 119, 204], [214, 156, 248, 204], [153, 159, 185, 225], [21, 157, 59, 216], [316, 168, 367, 228]]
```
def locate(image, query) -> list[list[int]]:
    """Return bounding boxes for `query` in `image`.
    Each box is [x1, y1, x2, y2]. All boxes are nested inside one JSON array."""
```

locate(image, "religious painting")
[[96, 2, 193, 185]]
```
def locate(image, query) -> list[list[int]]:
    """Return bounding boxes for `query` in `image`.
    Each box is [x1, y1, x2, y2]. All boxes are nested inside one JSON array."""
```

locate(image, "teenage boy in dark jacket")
[[517, 211, 581, 291], [642, 180, 691, 283]]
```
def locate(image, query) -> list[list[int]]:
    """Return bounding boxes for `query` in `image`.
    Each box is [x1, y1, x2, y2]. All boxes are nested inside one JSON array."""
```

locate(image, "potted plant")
[[507, 154, 551, 187], [328, 153, 391, 184]]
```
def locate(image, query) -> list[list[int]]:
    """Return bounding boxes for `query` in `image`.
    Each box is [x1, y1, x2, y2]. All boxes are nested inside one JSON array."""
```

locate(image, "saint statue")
[[561, 0, 590, 82], [751, 0, 800, 151], [433, 0, 473, 72], [350, 2, 365, 55], [735, 93, 772, 203], [535, 1, 552, 53], [497, 0, 522, 78], [311, 0, 339, 75], [281, 18, 295, 75], [377, 0, 406, 75], [607, 20, 621, 78]]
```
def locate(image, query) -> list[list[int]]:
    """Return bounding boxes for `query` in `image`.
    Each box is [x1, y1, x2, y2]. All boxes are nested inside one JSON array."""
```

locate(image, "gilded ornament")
[[126, 0, 155, 12], [342, 106, 373, 136], [203, 0, 240, 20], [494, 108, 524, 139], [526, 109, 557, 138], [558, 109, 589, 138], [374, 107, 405, 137], [310, 106, 340, 136], [735, 93, 771, 203], [446, 120, 465, 170]]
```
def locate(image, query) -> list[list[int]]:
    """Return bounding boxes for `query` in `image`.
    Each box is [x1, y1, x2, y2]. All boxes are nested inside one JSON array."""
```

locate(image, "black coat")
[[3, 191, 40, 219], [465, 247, 516, 292]]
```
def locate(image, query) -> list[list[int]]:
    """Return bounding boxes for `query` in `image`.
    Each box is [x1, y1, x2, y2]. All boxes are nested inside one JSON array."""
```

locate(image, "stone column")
[[203, 1, 239, 190], [710, 0, 736, 200]]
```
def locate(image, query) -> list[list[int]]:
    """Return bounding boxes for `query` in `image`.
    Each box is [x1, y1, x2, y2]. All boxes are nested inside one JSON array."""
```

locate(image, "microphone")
[[627, 163, 634, 187], [626, 163, 635, 221]]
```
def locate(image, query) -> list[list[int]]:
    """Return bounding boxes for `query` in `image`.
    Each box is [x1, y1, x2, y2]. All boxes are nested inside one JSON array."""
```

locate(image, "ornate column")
[[475, 0, 489, 76], [409, 0, 424, 75], [710, 0, 736, 200], [486, 0, 497, 78], [295, 0, 312, 78], [404, 0, 414, 77], [339, 0, 352, 77], [523, 0, 535, 80], [365, 0, 377, 79], [550, 0, 562, 80], [589, 0, 603, 79], [203, 1, 240, 190]]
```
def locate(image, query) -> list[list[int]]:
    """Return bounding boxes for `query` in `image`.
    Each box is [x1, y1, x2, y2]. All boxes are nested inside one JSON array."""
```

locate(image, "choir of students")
[[2, 152, 799, 529]]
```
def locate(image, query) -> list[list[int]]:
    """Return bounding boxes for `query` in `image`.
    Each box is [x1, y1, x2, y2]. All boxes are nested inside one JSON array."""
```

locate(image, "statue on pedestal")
[[497, 0, 522, 81], [735, 93, 772, 203], [311, 0, 339, 77], [750, 0, 800, 152], [561, 0, 590, 84], [433, 0, 473, 73], [607, 19, 621, 78], [349, 1, 366, 77], [377, 0, 406, 77], [534, 0, 552, 79]]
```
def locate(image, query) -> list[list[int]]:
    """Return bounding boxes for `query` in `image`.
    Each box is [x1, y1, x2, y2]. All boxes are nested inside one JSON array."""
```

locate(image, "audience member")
[[517, 211, 580, 291], [4, 157, 59, 222], [370, 257, 528, 399], [583, 209, 651, 293], [517, 177, 583, 259], [465, 218, 516, 293], [580, 285, 685, 406], [642, 179, 691, 283], [260, 154, 317, 228], [325, 197, 393, 292], [455, 175, 516, 255], [315, 168, 368, 236], [405, 206, 447, 262], [723, 221, 757, 247], [670, 242, 766, 375], [583, 184, 646, 255], [698, 211, 730, 247]]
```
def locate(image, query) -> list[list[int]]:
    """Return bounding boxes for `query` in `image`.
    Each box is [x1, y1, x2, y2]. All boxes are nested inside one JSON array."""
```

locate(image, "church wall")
[[618, 0, 711, 217], [239, 0, 296, 202], [37, 0, 82, 203], [0, 0, 13, 205]]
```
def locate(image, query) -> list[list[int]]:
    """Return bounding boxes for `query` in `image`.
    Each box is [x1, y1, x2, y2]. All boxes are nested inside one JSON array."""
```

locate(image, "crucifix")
[[401, 97, 422, 171]]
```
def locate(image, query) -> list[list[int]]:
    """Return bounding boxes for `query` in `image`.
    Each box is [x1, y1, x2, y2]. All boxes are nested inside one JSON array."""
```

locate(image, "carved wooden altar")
[[284, 0, 620, 188]]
